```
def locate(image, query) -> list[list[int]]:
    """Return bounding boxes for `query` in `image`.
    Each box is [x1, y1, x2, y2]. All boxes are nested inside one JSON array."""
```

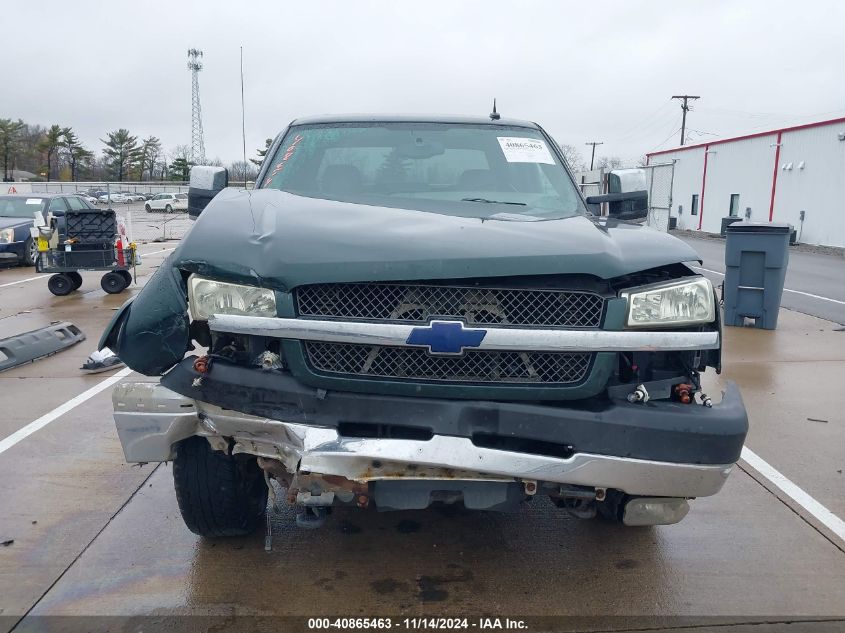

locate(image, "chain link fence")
[[643, 162, 675, 232]]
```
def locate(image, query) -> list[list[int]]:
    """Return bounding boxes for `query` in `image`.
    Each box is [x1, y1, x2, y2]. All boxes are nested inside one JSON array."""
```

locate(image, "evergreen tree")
[[101, 129, 142, 181], [0, 118, 24, 181], [249, 138, 273, 166]]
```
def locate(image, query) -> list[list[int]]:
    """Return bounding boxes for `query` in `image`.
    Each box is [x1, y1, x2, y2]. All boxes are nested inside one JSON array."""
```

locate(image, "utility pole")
[[585, 141, 603, 170], [671, 95, 700, 146]]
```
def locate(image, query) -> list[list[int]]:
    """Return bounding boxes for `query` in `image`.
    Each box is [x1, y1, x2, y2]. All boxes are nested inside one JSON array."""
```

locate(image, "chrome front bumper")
[[208, 314, 720, 353], [113, 382, 733, 498]]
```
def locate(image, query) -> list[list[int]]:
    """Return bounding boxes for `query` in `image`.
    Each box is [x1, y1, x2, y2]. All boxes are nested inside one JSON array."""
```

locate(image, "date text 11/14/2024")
[[307, 617, 528, 630]]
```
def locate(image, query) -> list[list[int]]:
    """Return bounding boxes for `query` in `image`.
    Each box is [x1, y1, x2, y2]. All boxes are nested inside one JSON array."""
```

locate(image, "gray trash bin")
[[723, 222, 791, 329]]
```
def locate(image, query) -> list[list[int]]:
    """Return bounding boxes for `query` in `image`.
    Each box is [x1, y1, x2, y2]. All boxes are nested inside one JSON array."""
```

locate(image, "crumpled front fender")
[[100, 258, 190, 376]]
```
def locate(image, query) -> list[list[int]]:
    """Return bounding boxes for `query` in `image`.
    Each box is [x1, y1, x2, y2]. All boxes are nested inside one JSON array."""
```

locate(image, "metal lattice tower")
[[187, 48, 206, 164]]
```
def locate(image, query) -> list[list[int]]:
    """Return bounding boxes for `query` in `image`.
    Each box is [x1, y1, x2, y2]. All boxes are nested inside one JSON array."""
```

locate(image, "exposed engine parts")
[[627, 383, 650, 403]]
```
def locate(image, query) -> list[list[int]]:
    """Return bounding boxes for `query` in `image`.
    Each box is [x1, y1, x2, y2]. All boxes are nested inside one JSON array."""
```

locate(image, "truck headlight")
[[621, 277, 715, 328], [0, 228, 15, 243], [187, 275, 276, 321]]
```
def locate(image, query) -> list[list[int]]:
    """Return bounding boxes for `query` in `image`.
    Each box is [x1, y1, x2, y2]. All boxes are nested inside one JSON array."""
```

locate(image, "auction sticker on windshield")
[[26, 198, 42, 205], [497, 137, 555, 164]]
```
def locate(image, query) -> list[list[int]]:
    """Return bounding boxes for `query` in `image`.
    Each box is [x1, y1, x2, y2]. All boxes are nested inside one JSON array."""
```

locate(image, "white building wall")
[[649, 118, 845, 247], [775, 124, 845, 247], [698, 134, 777, 233]]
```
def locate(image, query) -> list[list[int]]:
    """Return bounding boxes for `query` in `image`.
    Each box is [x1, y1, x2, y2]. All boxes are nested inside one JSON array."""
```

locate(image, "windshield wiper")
[[461, 197, 526, 206]]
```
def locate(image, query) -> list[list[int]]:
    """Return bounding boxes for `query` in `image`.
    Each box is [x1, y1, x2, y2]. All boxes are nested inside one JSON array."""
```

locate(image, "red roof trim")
[[646, 116, 845, 158]]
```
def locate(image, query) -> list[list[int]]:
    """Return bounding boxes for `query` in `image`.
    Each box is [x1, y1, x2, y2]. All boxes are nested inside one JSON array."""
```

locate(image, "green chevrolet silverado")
[[102, 115, 747, 536]]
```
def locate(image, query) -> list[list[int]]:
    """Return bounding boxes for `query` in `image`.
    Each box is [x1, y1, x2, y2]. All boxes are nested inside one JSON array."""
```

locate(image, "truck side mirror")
[[188, 166, 228, 220], [585, 190, 648, 220]]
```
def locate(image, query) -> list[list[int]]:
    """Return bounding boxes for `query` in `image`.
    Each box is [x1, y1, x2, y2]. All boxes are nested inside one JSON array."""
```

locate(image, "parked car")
[[76, 192, 99, 204], [145, 192, 188, 212], [122, 192, 147, 202], [96, 192, 128, 204], [103, 114, 748, 538], [0, 193, 93, 266]]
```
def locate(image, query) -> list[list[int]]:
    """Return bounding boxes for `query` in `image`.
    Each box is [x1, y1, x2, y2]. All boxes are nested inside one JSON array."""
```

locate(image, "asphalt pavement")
[[0, 235, 843, 632], [678, 234, 845, 324]]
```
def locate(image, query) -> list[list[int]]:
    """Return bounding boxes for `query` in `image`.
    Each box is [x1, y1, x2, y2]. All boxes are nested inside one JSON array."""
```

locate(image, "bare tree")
[[229, 160, 258, 182], [138, 136, 162, 181], [594, 156, 624, 170], [556, 142, 585, 172]]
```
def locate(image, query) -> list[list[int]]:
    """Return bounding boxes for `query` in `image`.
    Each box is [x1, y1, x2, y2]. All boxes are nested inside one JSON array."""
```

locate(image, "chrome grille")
[[295, 283, 604, 328], [305, 342, 592, 385]]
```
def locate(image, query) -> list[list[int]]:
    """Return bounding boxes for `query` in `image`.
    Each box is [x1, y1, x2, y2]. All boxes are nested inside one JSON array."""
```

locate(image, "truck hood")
[[172, 189, 701, 289]]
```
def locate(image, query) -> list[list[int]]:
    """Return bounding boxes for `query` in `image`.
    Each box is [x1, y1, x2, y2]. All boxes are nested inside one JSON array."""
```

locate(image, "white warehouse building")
[[646, 116, 845, 248]]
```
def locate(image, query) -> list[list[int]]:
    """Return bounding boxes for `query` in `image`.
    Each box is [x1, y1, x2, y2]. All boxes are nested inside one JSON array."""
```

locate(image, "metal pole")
[[672, 95, 700, 145], [240, 46, 247, 176], [585, 141, 603, 170]]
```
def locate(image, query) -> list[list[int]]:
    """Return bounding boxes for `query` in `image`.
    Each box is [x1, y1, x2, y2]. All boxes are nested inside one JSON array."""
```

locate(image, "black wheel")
[[145, 204, 152, 212], [100, 271, 128, 294], [24, 237, 38, 266], [66, 271, 83, 290], [165, 204, 173, 213], [117, 269, 133, 286], [173, 436, 268, 537], [47, 273, 74, 296]]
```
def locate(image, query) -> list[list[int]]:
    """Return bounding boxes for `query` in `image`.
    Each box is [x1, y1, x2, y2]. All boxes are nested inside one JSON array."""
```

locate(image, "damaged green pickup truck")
[[103, 115, 747, 536]]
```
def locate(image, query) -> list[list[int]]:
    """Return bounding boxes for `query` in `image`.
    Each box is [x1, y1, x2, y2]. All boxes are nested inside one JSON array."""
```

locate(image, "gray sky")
[[4, 0, 844, 167]]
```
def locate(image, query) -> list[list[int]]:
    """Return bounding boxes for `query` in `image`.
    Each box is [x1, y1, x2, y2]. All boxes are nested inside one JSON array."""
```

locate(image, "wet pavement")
[[0, 243, 843, 631]]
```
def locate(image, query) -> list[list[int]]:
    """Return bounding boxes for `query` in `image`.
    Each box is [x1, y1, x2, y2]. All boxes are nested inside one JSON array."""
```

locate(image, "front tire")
[[67, 271, 83, 290], [24, 237, 38, 266], [47, 273, 74, 296], [165, 204, 173, 213], [145, 204, 152, 212], [173, 436, 268, 537], [101, 271, 128, 294]]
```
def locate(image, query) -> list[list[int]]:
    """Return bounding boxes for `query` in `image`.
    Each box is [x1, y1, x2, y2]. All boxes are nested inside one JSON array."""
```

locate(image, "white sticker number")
[[497, 137, 555, 164]]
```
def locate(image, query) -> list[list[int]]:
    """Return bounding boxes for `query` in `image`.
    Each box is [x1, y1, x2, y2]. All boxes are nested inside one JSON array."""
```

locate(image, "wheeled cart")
[[37, 246, 137, 296], [33, 206, 138, 296]]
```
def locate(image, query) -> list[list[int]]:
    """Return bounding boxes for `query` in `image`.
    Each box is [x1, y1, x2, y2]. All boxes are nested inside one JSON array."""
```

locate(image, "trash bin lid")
[[725, 221, 792, 234]]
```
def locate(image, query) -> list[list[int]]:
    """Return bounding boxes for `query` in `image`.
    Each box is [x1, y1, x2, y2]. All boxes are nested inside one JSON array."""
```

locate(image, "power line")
[[671, 95, 700, 145], [585, 141, 603, 170], [609, 99, 676, 143]]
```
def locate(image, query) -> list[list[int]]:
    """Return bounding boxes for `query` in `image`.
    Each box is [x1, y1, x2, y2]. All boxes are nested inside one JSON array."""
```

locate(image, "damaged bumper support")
[[113, 382, 735, 501]]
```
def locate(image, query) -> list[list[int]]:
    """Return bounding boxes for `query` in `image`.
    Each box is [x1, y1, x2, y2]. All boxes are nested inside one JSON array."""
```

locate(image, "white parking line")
[[691, 266, 845, 306], [0, 247, 175, 289], [741, 446, 845, 543], [141, 247, 176, 257], [0, 367, 132, 457], [0, 276, 41, 288]]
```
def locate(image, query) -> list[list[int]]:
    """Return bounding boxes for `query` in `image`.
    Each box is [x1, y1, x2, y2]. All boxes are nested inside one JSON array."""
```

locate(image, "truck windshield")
[[260, 122, 585, 220]]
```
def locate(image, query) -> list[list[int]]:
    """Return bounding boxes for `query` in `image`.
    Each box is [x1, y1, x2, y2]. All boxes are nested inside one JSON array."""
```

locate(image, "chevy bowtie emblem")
[[405, 320, 487, 355]]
